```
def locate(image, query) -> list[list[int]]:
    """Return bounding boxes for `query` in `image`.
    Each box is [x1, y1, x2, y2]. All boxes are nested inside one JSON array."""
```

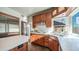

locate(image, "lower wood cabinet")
[[44, 36, 49, 47], [31, 34, 60, 51], [10, 42, 28, 51], [49, 37, 59, 51], [32, 37, 44, 46]]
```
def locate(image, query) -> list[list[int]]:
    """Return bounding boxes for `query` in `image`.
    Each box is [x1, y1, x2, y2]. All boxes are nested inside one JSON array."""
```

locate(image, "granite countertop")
[[0, 35, 29, 51]]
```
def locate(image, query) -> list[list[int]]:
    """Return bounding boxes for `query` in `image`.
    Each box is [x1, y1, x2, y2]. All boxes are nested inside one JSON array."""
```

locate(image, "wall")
[[0, 7, 21, 18], [27, 16, 33, 31]]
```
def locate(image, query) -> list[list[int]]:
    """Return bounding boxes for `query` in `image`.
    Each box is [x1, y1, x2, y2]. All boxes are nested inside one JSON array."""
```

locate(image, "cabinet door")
[[32, 16, 36, 28], [35, 37, 44, 46], [41, 13, 46, 22], [32, 15, 41, 28], [45, 12, 52, 27], [37, 14, 42, 23], [49, 38, 59, 51], [44, 36, 49, 47]]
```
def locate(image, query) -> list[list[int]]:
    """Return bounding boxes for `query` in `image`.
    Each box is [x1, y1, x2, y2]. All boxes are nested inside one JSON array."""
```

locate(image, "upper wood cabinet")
[[41, 13, 46, 22], [45, 12, 52, 27], [32, 7, 68, 28], [32, 16, 36, 28], [32, 12, 52, 28]]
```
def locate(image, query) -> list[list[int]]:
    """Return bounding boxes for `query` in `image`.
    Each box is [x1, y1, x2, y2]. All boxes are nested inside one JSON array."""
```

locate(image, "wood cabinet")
[[32, 12, 52, 28], [32, 7, 68, 28], [41, 13, 46, 22], [30, 34, 45, 46], [45, 12, 52, 27], [32, 16, 36, 28], [32, 14, 42, 28], [44, 36, 59, 51], [44, 36, 49, 47], [48, 36, 59, 51], [34, 37, 44, 46], [30, 34, 59, 51], [10, 42, 28, 51]]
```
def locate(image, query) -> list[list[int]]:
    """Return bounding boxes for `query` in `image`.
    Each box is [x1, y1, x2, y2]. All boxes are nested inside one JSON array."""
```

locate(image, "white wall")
[[28, 16, 32, 22], [27, 16, 33, 31], [0, 7, 21, 18]]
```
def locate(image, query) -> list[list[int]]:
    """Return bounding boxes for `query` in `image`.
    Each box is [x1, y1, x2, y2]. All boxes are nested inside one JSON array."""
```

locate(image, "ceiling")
[[10, 7, 50, 16]]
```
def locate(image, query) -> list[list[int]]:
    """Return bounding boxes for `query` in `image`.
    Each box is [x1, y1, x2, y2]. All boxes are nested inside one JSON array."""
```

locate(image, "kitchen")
[[28, 7, 79, 51], [0, 7, 79, 51]]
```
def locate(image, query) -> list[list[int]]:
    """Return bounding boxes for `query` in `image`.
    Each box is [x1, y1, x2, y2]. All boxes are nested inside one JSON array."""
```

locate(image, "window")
[[9, 24, 19, 32], [0, 23, 5, 33], [0, 16, 19, 33], [72, 12, 79, 34], [0, 16, 6, 33], [0, 12, 19, 37]]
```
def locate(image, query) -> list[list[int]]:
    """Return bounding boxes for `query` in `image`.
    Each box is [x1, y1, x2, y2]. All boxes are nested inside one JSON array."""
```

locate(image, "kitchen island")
[[0, 35, 29, 51]]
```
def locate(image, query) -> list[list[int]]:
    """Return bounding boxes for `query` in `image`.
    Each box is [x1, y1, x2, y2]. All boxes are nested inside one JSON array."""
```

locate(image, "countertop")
[[58, 34, 79, 51], [0, 35, 29, 51], [31, 31, 54, 35], [31, 31, 79, 51]]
